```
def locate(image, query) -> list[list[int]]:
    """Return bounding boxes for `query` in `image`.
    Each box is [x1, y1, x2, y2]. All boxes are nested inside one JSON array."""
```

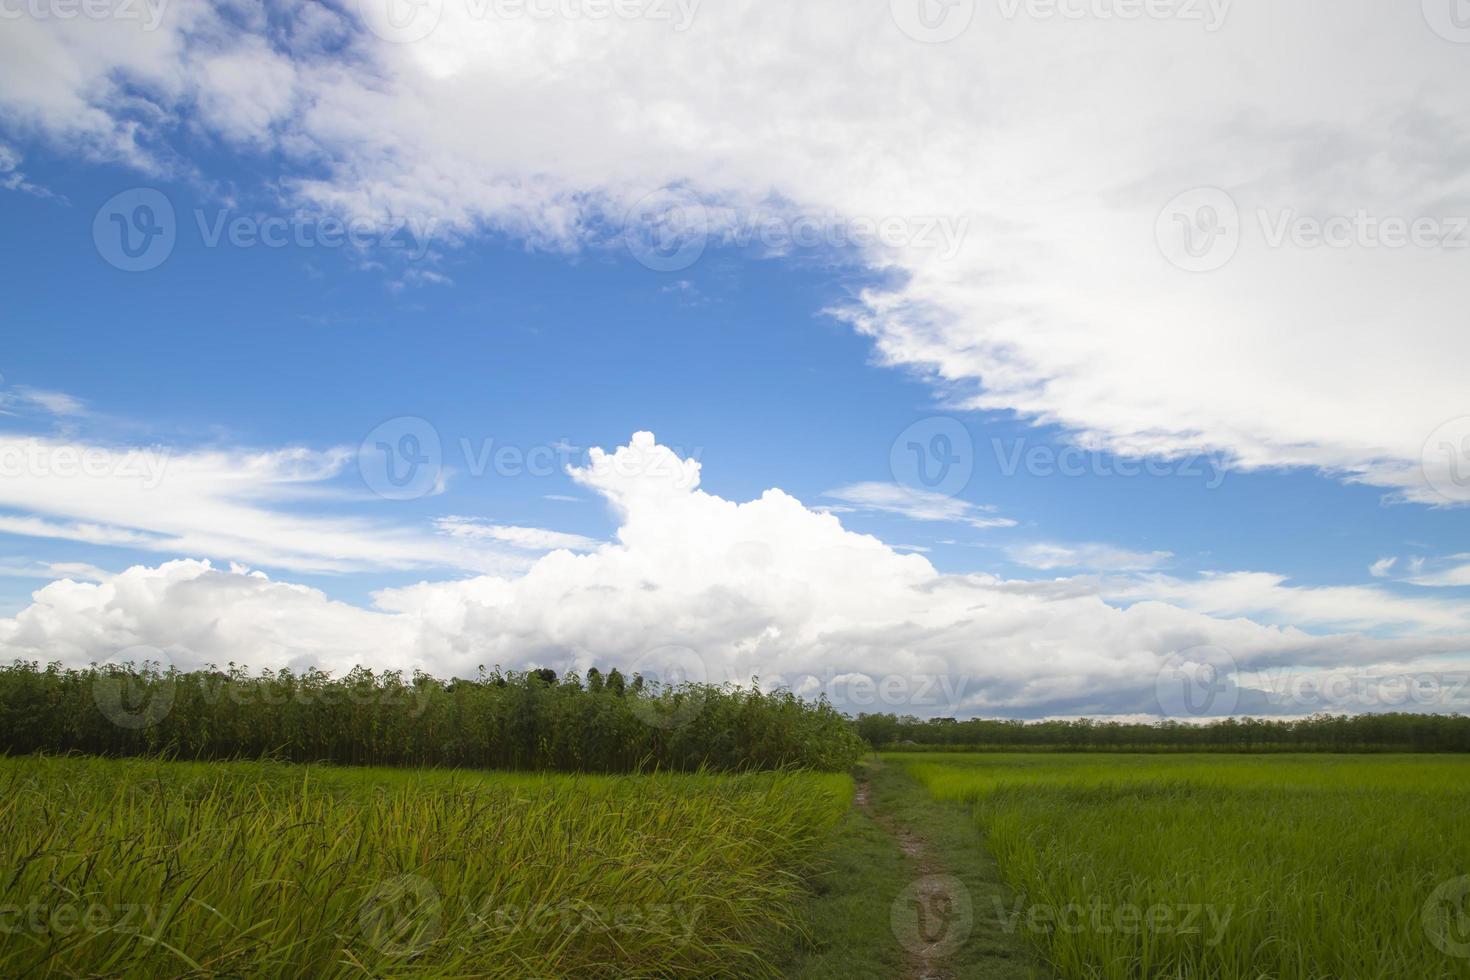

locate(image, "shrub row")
[[0, 661, 867, 773], [860, 711, 1470, 752]]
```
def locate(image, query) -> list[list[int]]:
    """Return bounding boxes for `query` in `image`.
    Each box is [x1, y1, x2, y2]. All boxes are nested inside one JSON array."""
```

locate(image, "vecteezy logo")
[[891, 416, 974, 498], [891, 875, 973, 958], [626, 645, 713, 730], [359, 417, 443, 500], [1424, 875, 1470, 958], [358, 0, 443, 43], [1422, 417, 1470, 504], [359, 874, 443, 958], [92, 646, 176, 730], [623, 188, 709, 272], [1423, 0, 1470, 43], [93, 188, 176, 272], [1155, 645, 1239, 717], [1156, 187, 1240, 272], [890, 0, 976, 43]]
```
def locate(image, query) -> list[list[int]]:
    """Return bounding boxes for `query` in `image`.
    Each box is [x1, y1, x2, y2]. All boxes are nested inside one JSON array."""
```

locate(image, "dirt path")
[[854, 768, 962, 980]]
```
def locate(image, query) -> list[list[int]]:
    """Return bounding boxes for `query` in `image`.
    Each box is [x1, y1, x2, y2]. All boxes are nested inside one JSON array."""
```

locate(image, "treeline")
[[16, 659, 1470, 769], [857, 712, 1470, 753], [0, 661, 866, 773]]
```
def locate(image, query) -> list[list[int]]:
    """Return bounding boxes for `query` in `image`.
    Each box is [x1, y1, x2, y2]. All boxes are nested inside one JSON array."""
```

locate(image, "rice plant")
[[0, 754, 853, 977], [902, 752, 1470, 979]]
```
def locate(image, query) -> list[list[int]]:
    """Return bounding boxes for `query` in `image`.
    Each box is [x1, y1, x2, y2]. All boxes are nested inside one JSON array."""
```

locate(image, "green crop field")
[[896, 752, 1470, 980], [7, 667, 1470, 978], [0, 755, 850, 978], [7, 749, 1470, 978]]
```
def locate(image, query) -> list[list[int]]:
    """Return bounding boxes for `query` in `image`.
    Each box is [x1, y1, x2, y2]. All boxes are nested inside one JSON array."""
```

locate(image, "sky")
[[0, 0, 1467, 721]]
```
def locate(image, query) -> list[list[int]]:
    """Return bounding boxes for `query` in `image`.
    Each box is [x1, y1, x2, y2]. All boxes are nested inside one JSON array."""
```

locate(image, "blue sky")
[[3, 158, 1456, 600], [1, 0, 1468, 719]]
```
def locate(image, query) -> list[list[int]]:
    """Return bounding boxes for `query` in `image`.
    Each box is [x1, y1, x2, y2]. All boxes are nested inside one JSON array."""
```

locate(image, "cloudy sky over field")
[[1, 0, 1468, 719]]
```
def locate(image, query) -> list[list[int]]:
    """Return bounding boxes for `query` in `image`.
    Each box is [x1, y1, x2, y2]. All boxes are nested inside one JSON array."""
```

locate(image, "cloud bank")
[[4, 433, 1465, 718]]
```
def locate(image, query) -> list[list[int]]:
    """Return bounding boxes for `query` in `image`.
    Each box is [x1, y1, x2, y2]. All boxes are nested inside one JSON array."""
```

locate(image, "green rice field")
[[897, 752, 1470, 979], [0, 755, 850, 978], [7, 748, 1470, 977]]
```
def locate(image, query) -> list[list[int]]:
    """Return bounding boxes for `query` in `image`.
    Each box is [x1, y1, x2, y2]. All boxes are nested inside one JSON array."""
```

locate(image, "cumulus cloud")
[[4, 434, 1466, 718], [0, 558, 413, 674]]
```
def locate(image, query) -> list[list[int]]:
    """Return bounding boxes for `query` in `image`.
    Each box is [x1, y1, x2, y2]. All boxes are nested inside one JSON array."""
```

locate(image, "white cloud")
[[0, 559, 413, 673], [434, 516, 600, 552], [1109, 571, 1470, 634], [824, 482, 1014, 528], [1412, 566, 1470, 588], [0, 143, 60, 200], [192, 38, 300, 148], [4, 11, 1469, 715], [1355, 553, 1470, 588], [0, 560, 111, 582], [1406, 555, 1470, 588], [16, 388, 86, 417], [4, 4, 1466, 501], [3, 434, 1466, 718], [0, 386, 87, 418], [1009, 542, 1173, 572], [0, 434, 565, 574]]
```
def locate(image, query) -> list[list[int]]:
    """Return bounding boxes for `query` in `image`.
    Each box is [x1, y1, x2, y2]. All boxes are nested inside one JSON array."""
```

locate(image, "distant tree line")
[[15, 658, 1468, 770], [0, 661, 866, 773], [856, 712, 1470, 753]]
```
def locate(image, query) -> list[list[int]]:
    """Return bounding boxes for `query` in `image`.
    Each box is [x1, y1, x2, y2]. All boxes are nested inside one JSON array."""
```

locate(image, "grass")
[[0, 754, 851, 977], [897, 752, 1470, 980], [18, 747, 1469, 977], [779, 759, 1045, 978]]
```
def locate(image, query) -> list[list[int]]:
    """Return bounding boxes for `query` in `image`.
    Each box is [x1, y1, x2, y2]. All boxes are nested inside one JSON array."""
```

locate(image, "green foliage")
[[0, 660, 866, 773], [902, 752, 1470, 980], [0, 755, 852, 978], [860, 711, 1470, 752]]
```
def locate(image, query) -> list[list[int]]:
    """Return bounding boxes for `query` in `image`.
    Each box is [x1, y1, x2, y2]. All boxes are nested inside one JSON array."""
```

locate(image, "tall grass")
[[0, 661, 866, 773], [0, 754, 852, 977], [903, 753, 1470, 979]]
